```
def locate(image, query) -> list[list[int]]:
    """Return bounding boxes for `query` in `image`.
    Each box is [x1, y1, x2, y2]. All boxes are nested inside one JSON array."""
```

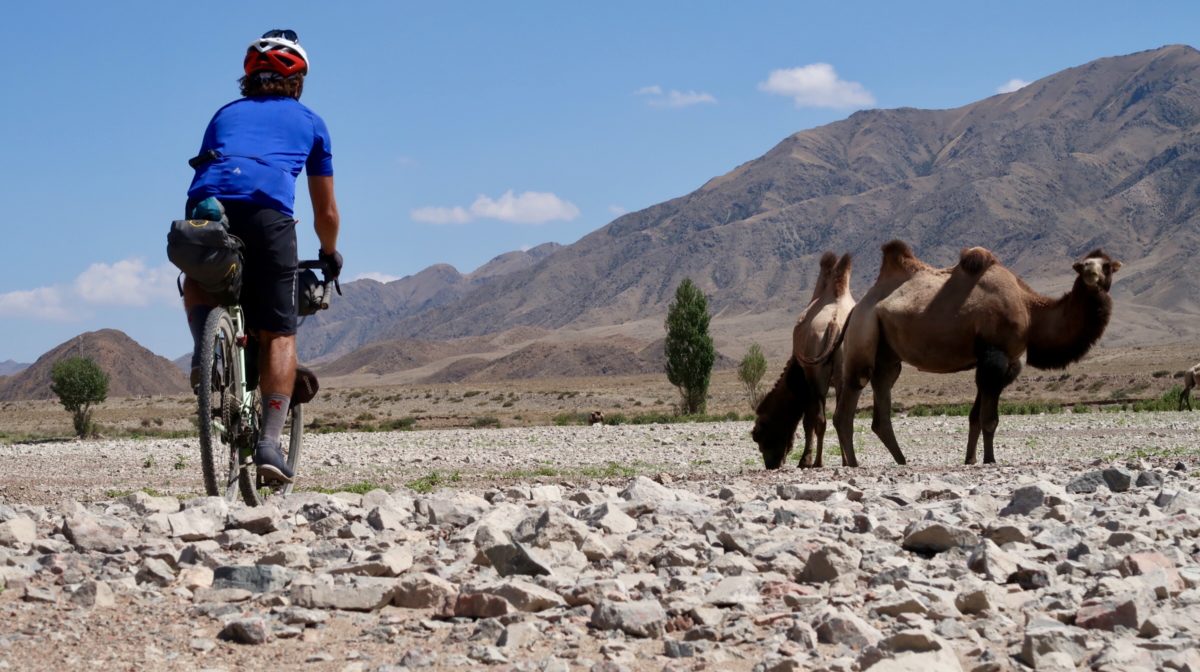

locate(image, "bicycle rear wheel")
[[197, 309, 236, 498], [238, 402, 304, 506]]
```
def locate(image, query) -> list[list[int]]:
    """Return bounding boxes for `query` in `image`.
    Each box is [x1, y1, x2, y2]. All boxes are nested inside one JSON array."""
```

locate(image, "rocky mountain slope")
[[301, 45, 1200, 359], [0, 329, 190, 401], [299, 243, 561, 361], [0, 360, 29, 376]]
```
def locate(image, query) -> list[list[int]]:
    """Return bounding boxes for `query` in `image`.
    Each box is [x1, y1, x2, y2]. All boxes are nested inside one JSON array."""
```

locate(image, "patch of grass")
[[173, 454, 187, 470], [142, 455, 155, 469], [104, 486, 164, 499], [1130, 385, 1183, 412], [578, 461, 640, 479], [553, 412, 589, 426], [312, 480, 384, 495], [405, 471, 457, 494], [471, 416, 501, 429]]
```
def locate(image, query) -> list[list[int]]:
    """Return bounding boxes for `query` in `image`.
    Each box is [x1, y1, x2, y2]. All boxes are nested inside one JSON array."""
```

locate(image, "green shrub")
[[51, 356, 109, 438]]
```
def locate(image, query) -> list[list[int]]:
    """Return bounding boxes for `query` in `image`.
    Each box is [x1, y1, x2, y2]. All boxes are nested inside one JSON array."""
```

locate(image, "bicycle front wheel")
[[197, 308, 236, 498], [239, 402, 304, 505]]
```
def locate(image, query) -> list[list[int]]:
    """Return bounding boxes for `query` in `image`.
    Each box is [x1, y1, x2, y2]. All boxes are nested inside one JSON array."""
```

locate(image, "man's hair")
[[239, 73, 304, 100]]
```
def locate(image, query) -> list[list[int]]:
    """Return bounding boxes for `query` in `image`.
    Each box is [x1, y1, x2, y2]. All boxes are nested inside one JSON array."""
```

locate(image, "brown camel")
[[1180, 364, 1199, 411], [752, 252, 854, 469], [832, 240, 1121, 466]]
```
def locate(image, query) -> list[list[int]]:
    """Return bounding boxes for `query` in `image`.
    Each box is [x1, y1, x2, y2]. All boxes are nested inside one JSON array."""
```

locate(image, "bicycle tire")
[[239, 401, 303, 506], [197, 309, 236, 498]]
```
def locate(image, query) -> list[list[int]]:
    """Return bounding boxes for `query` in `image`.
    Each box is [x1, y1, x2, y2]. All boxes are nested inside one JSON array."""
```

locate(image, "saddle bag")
[[166, 216, 244, 304]]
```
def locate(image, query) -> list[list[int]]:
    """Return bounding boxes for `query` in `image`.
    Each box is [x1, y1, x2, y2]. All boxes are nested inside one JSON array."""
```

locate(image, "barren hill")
[[299, 243, 561, 361], [302, 44, 1200, 357], [0, 329, 190, 401], [0, 360, 28, 376]]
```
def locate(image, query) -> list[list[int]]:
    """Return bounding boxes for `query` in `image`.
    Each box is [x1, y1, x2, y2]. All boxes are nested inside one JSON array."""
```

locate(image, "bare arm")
[[308, 174, 340, 254]]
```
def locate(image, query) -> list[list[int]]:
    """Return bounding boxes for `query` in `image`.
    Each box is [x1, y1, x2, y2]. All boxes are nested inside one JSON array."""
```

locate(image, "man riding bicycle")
[[183, 29, 342, 483]]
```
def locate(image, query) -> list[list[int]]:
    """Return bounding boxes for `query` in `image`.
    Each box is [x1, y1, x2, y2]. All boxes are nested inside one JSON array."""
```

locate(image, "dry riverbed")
[[0, 411, 1199, 671]]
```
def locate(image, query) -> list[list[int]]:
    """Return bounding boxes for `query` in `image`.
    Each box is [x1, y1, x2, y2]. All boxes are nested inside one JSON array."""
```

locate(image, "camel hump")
[[881, 239, 915, 261], [832, 253, 853, 295], [819, 251, 837, 271], [878, 239, 926, 278], [958, 246, 998, 275]]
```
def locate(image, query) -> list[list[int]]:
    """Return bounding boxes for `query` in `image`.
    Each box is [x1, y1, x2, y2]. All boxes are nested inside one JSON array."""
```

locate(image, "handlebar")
[[299, 259, 343, 297]]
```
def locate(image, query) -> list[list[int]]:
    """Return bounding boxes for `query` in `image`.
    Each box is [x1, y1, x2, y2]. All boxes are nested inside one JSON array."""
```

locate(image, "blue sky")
[[0, 1, 1196, 362]]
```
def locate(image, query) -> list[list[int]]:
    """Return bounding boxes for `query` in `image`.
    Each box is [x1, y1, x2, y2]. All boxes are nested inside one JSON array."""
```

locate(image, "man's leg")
[[255, 330, 297, 481]]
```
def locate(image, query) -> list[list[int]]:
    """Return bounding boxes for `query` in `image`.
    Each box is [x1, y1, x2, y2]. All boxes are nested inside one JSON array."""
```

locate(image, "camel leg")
[[869, 346, 906, 465], [813, 397, 827, 468], [797, 408, 816, 467], [976, 345, 1022, 464], [833, 381, 864, 468], [965, 392, 983, 465]]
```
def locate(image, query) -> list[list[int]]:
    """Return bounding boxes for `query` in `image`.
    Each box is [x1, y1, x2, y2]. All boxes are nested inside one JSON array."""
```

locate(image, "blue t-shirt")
[[187, 96, 334, 217]]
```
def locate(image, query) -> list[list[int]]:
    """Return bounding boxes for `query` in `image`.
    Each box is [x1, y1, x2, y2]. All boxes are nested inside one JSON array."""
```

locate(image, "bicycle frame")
[[211, 305, 259, 468]]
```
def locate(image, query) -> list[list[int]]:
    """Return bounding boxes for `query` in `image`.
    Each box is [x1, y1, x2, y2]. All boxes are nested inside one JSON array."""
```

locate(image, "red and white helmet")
[[244, 29, 309, 77]]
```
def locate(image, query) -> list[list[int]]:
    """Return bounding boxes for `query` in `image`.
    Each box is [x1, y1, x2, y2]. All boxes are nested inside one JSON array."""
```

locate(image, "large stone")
[[63, 511, 136, 553], [70, 580, 115, 609], [1075, 594, 1153, 631], [777, 484, 840, 502], [212, 565, 291, 593], [167, 508, 222, 541], [454, 591, 513, 618], [1065, 471, 1106, 494], [966, 540, 1019, 583], [393, 572, 458, 609], [220, 617, 270, 645], [814, 610, 882, 651], [704, 575, 762, 608], [291, 580, 394, 611], [578, 502, 638, 534], [136, 557, 176, 587], [481, 579, 565, 612], [1101, 468, 1133, 493], [1118, 552, 1183, 597], [226, 505, 282, 534], [484, 541, 553, 577], [590, 599, 668, 638], [513, 507, 590, 548], [367, 506, 408, 531], [901, 520, 978, 553], [257, 544, 310, 569], [1001, 482, 1067, 517], [120, 491, 182, 515], [1019, 616, 1088, 667], [420, 493, 490, 527], [800, 544, 863, 583], [0, 517, 36, 547]]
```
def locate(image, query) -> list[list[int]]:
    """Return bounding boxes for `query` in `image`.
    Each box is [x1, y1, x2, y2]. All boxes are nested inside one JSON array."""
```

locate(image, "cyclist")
[[183, 29, 342, 483]]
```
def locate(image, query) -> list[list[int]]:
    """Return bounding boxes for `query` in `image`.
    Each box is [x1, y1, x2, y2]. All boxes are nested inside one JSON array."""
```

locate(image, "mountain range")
[[0, 330, 189, 401], [301, 44, 1200, 366]]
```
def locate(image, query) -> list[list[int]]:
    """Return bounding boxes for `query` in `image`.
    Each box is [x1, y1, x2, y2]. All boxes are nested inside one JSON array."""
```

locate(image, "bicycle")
[[195, 259, 337, 506]]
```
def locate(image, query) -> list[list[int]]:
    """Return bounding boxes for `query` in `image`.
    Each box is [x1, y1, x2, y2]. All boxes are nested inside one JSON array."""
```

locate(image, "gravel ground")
[[1, 412, 1197, 505], [0, 411, 1198, 671]]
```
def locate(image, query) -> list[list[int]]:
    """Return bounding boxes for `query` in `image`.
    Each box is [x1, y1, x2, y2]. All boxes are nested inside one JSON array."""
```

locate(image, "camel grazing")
[[1181, 364, 1200, 411], [752, 252, 855, 469], [832, 240, 1121, 466]]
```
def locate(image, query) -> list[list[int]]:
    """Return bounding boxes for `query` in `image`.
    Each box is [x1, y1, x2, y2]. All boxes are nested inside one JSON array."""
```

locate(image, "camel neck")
[[1025, 279, 1112, 369]]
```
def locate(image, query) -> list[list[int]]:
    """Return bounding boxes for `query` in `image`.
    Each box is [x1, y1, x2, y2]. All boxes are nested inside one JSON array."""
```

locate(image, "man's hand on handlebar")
[[319, 248, 343, 280]]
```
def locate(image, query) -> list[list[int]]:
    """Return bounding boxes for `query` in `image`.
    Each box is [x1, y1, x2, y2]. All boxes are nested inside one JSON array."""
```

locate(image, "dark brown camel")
[[752, 252, 854, 469], [832, 240, 1121, 466], [1181, 364, 1199, 411]]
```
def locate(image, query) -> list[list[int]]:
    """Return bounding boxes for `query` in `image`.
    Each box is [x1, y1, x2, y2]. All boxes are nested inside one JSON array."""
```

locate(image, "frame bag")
[[166, 217, 244, 304]]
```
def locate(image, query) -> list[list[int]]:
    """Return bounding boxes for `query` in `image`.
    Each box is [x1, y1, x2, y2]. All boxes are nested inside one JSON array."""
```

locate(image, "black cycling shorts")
[[191, 200, 299, 335]]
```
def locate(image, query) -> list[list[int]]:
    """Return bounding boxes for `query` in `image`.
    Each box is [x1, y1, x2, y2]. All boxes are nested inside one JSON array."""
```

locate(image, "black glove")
[[318, 249, 343, 280]]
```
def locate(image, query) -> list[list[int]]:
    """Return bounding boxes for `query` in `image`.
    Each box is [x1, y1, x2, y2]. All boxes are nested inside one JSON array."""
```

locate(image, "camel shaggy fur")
[[1181, 364, 1200, 411], [752, 252, 855, 469], [833, 241, 1121, 466]]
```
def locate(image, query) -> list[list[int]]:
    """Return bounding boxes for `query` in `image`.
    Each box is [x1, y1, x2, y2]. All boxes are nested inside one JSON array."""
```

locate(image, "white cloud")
[[74, 259, 179, 307], [0, 287, 71, 320], [997, 78, 1030, 94], [413, 190, 580, 226], [354, 272, 400, 283], [759, 63, 875, 109], [608, 204, 628, 216], [411, 205, 472, 224], [636, 84, 717, 108]]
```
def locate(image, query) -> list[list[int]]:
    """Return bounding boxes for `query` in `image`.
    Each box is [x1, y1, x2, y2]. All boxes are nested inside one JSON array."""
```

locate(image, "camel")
[[752, 252, 855, 469], [1180, 364, 1199, 411], [831, 240, 1121, 466]]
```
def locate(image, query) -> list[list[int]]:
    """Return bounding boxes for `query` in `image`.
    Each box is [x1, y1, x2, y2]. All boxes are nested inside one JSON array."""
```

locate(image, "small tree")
[[738, 343, 768, 409], [50, 357, 109, 438], [664, 278, 715, 415]]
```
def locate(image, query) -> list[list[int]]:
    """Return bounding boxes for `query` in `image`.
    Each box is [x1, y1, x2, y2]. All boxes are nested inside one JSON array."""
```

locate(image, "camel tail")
[[795, 305, 854, 367]]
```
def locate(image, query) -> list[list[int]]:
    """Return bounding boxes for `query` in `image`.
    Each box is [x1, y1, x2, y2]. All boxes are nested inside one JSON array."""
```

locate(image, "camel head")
[[1072, 250, 1122, 291], [751, 358, 807, 469]]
